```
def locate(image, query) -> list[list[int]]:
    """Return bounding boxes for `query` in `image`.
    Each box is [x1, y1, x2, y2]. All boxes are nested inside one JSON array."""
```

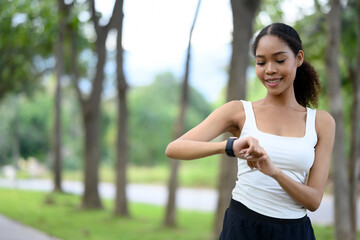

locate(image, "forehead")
[[255, 35, 292, 56]]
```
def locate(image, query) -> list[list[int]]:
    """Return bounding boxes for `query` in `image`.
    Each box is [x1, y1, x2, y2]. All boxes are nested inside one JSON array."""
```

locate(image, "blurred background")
[[0, 0, 359, 239]]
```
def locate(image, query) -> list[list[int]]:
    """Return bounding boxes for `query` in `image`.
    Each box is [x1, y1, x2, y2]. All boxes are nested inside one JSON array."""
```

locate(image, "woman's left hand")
[[239, 147, 280, 178]]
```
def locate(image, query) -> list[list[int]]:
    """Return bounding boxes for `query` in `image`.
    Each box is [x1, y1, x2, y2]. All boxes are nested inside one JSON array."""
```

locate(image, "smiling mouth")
[[265, 78, 282, 87]]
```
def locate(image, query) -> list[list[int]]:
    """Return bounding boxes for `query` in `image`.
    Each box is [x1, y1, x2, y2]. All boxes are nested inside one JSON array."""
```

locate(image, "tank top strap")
[[240, 100, 256, 129], [305, 108, 318, 144]]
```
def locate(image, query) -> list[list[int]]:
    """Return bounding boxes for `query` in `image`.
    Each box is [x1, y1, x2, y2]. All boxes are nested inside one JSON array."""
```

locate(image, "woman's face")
[[255, 35, 303, 96]]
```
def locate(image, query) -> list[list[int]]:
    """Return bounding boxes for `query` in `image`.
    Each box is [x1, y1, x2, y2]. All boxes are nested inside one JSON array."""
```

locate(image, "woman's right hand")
[[233, 136, 264, 159]]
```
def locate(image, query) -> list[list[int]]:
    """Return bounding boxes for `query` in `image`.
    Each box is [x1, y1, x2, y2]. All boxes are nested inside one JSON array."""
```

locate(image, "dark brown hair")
[[252, 23, 320, 108]]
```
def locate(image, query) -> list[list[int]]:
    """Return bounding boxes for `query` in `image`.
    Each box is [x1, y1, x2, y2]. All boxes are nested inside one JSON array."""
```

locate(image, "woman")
[[165, 23, 335, 240]]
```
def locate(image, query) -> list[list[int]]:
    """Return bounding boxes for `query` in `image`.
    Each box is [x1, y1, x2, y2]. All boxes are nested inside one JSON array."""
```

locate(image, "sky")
[[93, 0, 317, 102]]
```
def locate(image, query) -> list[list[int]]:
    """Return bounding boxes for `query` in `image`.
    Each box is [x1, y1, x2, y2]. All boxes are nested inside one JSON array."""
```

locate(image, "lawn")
[[0, 188, 356, 240], [24, 156, 221, 189], [0, 188, 214, 240]]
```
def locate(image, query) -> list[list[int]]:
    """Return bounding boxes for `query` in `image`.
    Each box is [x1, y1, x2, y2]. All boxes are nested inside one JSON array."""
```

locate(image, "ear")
[[297, 50, 304, 67]]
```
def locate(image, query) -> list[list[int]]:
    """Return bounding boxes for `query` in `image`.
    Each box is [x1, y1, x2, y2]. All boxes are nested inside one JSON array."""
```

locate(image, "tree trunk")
[[214, 0, 261, 237], [325, 0, 352, 239], [68, 0, 122, 209], [52, 0, 68, 192], [12, 113, 19, 170], [80, 31, 107, 208], [164, 0, 202, 227], [53, 62, 63, 192], [349, 0, 360, 238], [114, 0, 130, 217], [81, 102, 103, 208]]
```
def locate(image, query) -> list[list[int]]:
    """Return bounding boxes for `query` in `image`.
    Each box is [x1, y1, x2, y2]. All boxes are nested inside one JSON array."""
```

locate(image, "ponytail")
[[294, 60, 321, 108]]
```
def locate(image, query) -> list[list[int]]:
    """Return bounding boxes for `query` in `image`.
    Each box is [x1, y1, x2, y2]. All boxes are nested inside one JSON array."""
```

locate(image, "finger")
[[247, 160, 255, 170], [239, 148, 248, 154], [250, 146, 264, 158], [244, 136, 255, 154], [246, 160, 252, 169], [259, 147, 268, 160], [246, 145, 254, 157], [248, 139, 262, 157], [237, 148, 248, 159]]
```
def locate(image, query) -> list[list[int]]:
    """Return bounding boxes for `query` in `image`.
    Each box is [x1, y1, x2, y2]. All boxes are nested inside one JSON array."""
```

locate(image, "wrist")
[[271, 167, 282, 179]]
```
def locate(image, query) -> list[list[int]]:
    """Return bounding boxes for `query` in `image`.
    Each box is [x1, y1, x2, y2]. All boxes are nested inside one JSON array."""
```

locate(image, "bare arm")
[[242, 110, 335, 211], [276, 110, 335, 211], [165, 101, 244, 160]]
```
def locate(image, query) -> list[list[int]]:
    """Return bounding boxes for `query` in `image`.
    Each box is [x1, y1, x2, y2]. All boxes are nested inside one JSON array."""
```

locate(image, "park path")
[[0, 214, 59, 240], [0, 178, 359, 229]]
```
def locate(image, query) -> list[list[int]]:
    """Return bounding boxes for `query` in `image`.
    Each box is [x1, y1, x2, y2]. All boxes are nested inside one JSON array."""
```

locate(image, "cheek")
[[255, 67, 263, 80], [286, 60, 298, 76], [287, 65, 298, 79]]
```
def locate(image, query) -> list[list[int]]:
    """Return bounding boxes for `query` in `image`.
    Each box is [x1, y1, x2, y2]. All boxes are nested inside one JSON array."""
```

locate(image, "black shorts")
[[219, 199, 316, 240]]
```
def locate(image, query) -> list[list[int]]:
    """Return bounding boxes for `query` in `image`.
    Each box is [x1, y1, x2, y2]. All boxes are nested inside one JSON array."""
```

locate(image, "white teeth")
[[268, 79, 280, 83]]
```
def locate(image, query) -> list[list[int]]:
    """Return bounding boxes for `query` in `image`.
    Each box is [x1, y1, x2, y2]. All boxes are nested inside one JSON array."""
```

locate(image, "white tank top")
[[232, 100, 318, 219]]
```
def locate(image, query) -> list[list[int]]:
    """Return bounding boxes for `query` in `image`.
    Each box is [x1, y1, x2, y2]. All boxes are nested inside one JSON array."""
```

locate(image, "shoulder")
[[315, 110, 335, 137], [221, 100, 245, 111], [213, 100, 246, 134], [214, 100, 245, 114]]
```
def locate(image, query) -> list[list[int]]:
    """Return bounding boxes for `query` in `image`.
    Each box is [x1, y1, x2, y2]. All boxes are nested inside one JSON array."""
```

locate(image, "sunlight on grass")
[[0, 188, 358, 240], [0, 188, 214, 240]]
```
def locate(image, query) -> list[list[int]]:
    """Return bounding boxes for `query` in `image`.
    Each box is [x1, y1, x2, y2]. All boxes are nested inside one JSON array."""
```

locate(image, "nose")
[[265, 62, 276, 75]]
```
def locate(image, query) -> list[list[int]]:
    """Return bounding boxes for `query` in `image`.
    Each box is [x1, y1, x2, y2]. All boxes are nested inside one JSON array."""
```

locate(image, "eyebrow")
[[255, 51, 288, 58]]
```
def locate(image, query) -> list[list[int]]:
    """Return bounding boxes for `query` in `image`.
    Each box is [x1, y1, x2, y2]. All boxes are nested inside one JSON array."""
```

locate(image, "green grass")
[[50, 155, 221, 189], [0, 188, 214, 240], [0, 188, 358, 240]]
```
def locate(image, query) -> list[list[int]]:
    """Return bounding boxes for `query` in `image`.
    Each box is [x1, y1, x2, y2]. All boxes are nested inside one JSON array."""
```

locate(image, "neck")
[[262, 88, 301, 109]]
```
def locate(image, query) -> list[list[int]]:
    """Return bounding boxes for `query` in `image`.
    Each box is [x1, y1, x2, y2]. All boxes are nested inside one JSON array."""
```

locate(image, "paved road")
[[0, 214, 59, 240], [0, 178, 359, 239]]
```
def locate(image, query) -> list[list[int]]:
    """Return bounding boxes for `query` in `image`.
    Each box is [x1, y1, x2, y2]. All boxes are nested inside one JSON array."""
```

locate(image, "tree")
[[164, 0, 202, 227], [325, 0, 352, 239], [214, 0, 261, 237], [347, 0, 360, 237], [113, 0, 130, 217], [52, 0, 72, 192], [68, 0, 124, 209], [0, 0, 55, 100], [0, 0, 56, 167]]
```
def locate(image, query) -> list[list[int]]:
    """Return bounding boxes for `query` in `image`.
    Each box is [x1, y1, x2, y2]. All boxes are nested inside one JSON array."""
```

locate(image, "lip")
[[265, 78, 282, 87]]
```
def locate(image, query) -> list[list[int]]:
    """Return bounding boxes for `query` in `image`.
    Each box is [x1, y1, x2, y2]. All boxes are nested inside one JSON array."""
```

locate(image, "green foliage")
[[0, 97, 17, 164], [0, 91, 52, 164], [0, 70, 212, 168], [0, 78, 84, 167], [60, 84, 84, 170], [293, 1, 357, 157], [255, 0, 284, 29], [126, 72, 212, 166], [0, 0, 57, 100], [17, 92, 53, 161]]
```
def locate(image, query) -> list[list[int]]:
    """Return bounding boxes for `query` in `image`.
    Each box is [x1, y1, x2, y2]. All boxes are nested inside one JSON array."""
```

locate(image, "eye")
[[256, 62, 265, 66], [276, 59, 285, 64]]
